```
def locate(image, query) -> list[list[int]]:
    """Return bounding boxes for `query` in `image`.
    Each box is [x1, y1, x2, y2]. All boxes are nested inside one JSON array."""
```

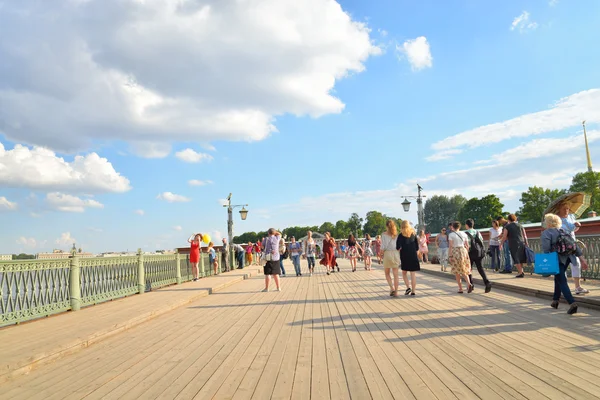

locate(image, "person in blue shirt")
[[208, 242, 218, 275]]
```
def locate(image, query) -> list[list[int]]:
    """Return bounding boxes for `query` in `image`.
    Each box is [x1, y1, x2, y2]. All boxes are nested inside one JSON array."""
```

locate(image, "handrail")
[[0, 248, 236, 327]]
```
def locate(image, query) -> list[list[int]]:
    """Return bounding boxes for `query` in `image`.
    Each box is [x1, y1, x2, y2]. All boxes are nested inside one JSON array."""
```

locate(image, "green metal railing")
[[428, 235, 600, 279], [0, 259, 71, 327], [0, 247, 236, 327]]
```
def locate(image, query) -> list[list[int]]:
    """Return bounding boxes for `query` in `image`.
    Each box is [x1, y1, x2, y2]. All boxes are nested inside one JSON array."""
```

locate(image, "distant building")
[[0, 254, 12, 261], [36, 248, 94, 259]]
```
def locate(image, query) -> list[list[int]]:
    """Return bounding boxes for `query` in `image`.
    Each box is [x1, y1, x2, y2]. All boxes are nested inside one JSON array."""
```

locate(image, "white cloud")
[[188, 179, 214, 186], [56, 232, 76, 246], [510, 11, 538, 33], [396, 36, 432, 71], [16, 236, 37, 248], [46, 192, 104, 213], [0, 196, 18, 211], [30, 212, 41, 218], [378, 29, 388, 37], [175, 149, 214, 163], [134, 209, 145, 216], [0, 1, 380, 152], [0, 143, 131, 193], [130, 142, 172, 158], [430, 89, 600, 159], [425, 149, 463, 162], [173, 225, 182, 231], [88, 227, 103, 233], [549, 0, 559, 6], [157, 192, 191, 203]]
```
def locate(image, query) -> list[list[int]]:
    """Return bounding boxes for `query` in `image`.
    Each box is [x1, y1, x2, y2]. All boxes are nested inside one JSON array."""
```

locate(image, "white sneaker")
[[575, 287, 589, 294], [262, 288, 269, 292], [277, 287, 281, 292]]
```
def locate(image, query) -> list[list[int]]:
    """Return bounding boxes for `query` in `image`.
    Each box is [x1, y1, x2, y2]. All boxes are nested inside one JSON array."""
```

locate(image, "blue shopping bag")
[[534, 252, 559, 276]]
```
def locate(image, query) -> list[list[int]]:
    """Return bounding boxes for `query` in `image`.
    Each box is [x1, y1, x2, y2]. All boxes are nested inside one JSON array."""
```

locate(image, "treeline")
[[234, 170, 600, 242], [233, 211, 402, 244]]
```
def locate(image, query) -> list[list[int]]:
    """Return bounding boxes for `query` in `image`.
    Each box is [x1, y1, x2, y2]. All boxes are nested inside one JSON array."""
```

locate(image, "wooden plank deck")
[[2, 259, 600, 399]]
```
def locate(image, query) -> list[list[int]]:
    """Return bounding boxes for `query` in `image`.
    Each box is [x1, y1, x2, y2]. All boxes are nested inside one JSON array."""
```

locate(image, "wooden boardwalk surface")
[[2, 259, 600, 399]]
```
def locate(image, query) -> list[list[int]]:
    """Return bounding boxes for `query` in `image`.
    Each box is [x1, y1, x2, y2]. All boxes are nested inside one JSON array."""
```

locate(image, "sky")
[[1, 0, 599, 254]]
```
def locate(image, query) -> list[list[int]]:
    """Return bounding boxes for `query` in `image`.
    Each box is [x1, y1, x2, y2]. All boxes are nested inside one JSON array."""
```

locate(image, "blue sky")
[[1, 0, 599, 254]]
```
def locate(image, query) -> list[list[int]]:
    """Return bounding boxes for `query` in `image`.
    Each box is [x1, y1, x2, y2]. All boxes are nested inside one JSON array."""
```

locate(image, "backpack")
[[279, 240, 289, 259], [465, 231, 485, 260], [553, 229, 578, 255]]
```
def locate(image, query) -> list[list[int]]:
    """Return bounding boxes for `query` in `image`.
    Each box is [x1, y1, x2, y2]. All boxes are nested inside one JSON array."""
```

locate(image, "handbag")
[[534, 252, 559, 276], [525, 246, 535, 264]]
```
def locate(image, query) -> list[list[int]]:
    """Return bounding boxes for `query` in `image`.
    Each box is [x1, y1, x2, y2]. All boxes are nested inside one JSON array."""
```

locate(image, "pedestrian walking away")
[[397, 220, 420, 296], [448, 221, 473, 293], [464, 219, 492, 293], [542, 214, 579, 315], [381, 219, 400, 296], [262, 228, 282, 292]]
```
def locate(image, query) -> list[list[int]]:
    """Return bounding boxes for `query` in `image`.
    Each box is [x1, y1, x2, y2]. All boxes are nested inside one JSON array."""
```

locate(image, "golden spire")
[[583, 120, 593, 172]]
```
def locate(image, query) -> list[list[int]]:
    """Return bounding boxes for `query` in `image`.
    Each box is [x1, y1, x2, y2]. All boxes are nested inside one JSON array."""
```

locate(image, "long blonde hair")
[[401, 220, 415, 238], [385, 219, 397, 236]]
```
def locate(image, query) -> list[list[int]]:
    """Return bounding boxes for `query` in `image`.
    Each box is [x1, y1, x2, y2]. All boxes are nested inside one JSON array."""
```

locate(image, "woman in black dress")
[[396, 220, 421, 295]]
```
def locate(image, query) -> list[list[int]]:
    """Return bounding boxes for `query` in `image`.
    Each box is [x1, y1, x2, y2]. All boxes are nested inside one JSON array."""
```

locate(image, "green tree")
[[569, 170, 600, 214], [12, 253, 35, 260], [518, 186, 567, 223], [458, 195, 504, 228], [347, 213, 363, 236], [424, 194, 467, 233], [363, 210, 387, 237], [333, 220, 351, 239], [318, 222, 335, 235]]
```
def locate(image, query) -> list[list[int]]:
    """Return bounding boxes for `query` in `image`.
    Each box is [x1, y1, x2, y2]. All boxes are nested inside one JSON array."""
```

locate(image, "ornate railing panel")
[[145, 254, 178, 289], [181, 254, 193, 282], [0, 259, 71, 327], [428, 234, 600, 279], [80, 256, 139, 306]]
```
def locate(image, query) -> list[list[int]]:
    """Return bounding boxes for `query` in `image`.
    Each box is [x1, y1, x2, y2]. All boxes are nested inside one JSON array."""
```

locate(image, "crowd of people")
[[187, 202, 587, 314]]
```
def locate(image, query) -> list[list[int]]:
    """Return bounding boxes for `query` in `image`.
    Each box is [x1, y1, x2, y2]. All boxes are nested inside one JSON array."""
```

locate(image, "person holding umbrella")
[[558, 202, 589, 294], [543, 192, 592, 295]]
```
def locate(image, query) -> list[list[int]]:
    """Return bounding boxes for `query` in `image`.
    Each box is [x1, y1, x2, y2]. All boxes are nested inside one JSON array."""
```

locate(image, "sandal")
[[467, 284, 473, 293], [392, 290, 398, 297], [411, 292, 415, 296], [390, 290, 395, 296], [404, 288, 412, 296], [458, 290, 464, 294]]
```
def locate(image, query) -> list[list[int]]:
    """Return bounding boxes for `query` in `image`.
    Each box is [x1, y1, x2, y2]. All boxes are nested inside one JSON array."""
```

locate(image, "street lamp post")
[[400, 184, 426, 232], [223, 193, 249, 245]]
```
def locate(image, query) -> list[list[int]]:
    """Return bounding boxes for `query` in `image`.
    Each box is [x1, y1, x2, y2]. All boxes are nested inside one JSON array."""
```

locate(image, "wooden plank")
[[269, 279, 308, 400], [324, 273, 393, 400], [320, 273, 372, 399], [2, 282, 261, 400], [231, 278, 306, 399], [250, 276, 307, 399], [290, 276, 313, 400], [187, 280, 296, 399], [317, 280, 351, 400]]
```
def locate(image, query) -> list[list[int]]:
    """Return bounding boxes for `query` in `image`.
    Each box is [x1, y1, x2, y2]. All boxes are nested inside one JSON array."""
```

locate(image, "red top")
[[190, 241, 200, 263], [254, 242, 262, 252]]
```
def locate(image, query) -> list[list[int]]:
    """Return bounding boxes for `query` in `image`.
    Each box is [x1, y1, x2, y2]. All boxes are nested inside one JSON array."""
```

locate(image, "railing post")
[[200, 251, 206, 277], [69, 251, 81, 311], [137, 248, 145, 293], [230, 246, 235, 272], [176, 250, 182, 284]]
